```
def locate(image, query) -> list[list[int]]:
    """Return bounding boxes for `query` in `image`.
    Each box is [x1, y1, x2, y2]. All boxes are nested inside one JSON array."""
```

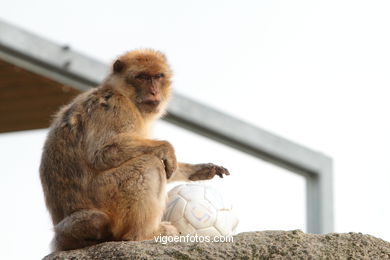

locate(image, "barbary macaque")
[[39, 49, 229, 251]]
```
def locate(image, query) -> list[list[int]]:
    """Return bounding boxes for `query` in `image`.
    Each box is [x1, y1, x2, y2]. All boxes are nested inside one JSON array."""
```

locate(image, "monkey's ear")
[[113, 59, 125, 73]]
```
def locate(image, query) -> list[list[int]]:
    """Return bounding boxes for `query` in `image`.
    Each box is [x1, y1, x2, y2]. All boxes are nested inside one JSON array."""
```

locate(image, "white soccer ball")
[[163, 183, 239, 236]]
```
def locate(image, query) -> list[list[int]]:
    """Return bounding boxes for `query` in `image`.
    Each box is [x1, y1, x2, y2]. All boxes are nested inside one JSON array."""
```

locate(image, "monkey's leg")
[[111, 154, 178, 241], [168, 163, 230, 182], [53, 209, 112, 251]]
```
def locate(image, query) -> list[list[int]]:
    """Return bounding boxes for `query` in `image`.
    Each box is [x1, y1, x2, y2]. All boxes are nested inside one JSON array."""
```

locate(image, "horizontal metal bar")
[[0, 19, 106, 90], [166, 93, 331, 176]]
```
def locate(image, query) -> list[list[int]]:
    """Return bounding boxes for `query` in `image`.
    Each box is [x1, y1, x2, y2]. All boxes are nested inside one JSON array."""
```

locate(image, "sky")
[[1, 0, 390, 259]]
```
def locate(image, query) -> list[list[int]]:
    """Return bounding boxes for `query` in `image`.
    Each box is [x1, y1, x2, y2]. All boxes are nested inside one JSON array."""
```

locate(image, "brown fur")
[[39, 49, 229, 251]]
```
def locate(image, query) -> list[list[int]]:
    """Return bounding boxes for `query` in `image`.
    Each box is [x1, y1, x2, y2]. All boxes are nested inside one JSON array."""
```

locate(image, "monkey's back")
[[39, 86, 138, 224], [39, 89, 95, 224]]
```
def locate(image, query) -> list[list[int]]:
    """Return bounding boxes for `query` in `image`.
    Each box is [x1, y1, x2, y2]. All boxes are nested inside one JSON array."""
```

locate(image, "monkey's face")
[[112, 50, 172, 114], [130, 72, 167, 113]]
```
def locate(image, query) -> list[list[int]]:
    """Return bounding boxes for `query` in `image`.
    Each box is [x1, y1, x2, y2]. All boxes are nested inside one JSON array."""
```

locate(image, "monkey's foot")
[[158, 221, 179, 236]]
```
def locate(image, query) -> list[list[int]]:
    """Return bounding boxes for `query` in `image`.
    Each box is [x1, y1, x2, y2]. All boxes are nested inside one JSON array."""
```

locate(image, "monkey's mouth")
[[139, 99, 161, 113], [142, 100, 160, 106]]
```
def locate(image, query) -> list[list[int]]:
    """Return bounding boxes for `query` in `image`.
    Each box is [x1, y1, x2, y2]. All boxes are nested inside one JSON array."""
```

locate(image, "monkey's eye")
[[153, 73, 165, 79], [135, 73, 150, 80]]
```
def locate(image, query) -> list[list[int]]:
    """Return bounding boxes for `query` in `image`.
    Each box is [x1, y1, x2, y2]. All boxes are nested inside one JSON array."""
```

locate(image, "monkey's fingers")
[[215, 166, 230, 178]]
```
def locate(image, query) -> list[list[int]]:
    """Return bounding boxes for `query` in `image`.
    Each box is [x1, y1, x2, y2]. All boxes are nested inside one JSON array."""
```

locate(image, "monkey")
[[39, 49, 230, 252]]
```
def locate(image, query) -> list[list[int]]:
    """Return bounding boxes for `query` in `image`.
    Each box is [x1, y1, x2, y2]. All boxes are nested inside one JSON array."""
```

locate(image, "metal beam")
[[0, 19, 334, 234]]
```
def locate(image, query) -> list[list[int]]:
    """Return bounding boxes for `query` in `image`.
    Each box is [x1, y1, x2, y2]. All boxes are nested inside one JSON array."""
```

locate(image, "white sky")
[[1, 0, 390, 259]]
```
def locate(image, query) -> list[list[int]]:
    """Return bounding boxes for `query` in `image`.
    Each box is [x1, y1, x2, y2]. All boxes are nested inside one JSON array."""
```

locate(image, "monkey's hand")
[[156, 141, 177, 179], [189, 163, 230, 181]]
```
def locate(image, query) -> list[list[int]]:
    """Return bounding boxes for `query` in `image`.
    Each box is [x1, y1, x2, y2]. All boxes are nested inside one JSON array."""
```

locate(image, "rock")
[[44, 230, 390, 259]]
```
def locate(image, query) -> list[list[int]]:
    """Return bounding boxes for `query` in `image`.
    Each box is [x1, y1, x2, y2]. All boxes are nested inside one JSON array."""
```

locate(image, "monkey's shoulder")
[[56, 88, 112, 121], [53, 86, 137, 136]]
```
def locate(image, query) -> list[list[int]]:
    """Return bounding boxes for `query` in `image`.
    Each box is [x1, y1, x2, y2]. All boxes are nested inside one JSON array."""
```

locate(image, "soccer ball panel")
[[163, 195, 187, 223], [204, 186, 228, 210], [184, 200, 216, 229], [178, 184, 205, 200], [167, 184, 184, 198], [215, 210, 239, 236]]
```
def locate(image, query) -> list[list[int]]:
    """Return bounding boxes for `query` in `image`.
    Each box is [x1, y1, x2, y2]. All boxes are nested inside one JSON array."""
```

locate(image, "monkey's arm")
[[168, 162, 229, 182], [87, 133, 177, 177]]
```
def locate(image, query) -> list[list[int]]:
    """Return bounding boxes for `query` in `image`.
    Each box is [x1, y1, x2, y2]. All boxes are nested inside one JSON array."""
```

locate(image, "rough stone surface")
[[44, 230, 390, 260]]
